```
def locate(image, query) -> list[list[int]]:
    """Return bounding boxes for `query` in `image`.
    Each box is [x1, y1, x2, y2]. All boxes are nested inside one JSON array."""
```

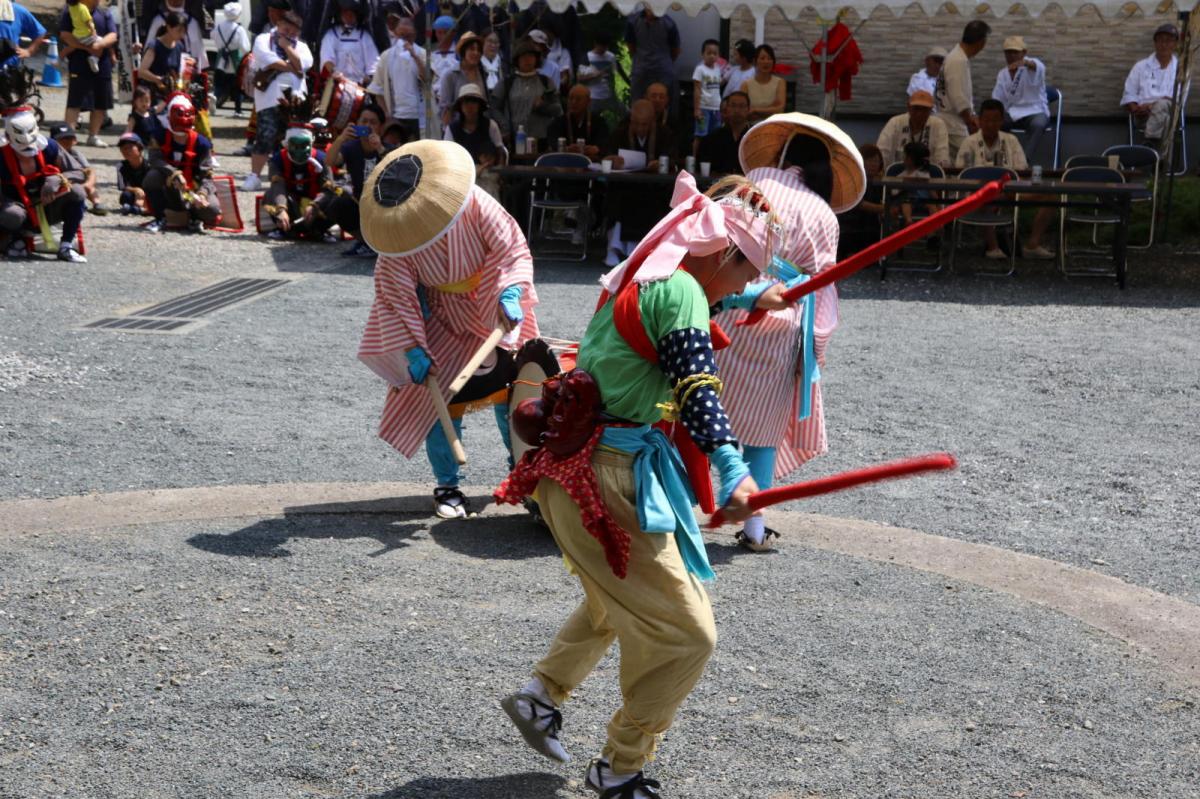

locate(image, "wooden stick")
[[446, 326, 507, 397], [426, 373, 467, 465]]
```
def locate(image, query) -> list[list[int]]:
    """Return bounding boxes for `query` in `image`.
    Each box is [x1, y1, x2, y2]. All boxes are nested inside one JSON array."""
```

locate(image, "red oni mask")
[[168, 100, 196, 133], [513, 369, 603, 456]]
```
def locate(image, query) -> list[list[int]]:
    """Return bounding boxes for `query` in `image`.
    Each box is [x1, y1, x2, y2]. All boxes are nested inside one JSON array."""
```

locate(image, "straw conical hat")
[[360, 139, 476, 256], [738, 113, 866, 214]]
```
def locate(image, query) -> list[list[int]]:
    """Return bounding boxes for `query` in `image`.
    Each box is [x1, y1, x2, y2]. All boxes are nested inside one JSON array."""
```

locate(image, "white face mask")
[[4, 111, 42, 157]]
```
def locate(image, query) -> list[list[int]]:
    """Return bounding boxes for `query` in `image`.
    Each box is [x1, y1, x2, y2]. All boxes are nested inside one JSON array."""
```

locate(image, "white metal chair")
[[1010, 86, 1063, 168], [1127, 108, 1187, 175], [526, 152, 592, 261], [950, 165, 1020, 276], [1057, 165, 1125, 280], [1102, 144, 1158, 248]]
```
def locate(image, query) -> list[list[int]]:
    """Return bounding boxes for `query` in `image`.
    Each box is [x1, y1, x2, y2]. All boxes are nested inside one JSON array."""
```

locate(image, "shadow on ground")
[[187, 512, 423, 558], [429, 511, 561, 561], [369, 772, 567, 799]]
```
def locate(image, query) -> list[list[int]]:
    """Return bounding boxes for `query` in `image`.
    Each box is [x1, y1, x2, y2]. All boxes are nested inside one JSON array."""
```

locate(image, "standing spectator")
[[722, 39, 756, 100], [541, 21, 572, 91], [365, 11, 425, 143], [142, 0, 209, 71], [697, 90, 751, 175], [116, 131, 151, 214], [319, 0, 379, 87], [578, 30, 621, 116], [438, 31, 486, 126], [692, 39, 722, 147], [739, 44, 786, 123], [59, 0, 118, 148], [935, 20, 989, 159], [626, 7, 679, 119], [907, 46, 945, 97], [429, 14, 458, 108], [992, 36, 1050, 162], [548, 84, 608, 160], [1122, 23, 1184, 151], [213, 3, 251, 116], [137, 12, 187, 102], [493, 36, 561, 150], [876, 90, 951, 169], [0, 1, 46, 69], [480, 30, 503, 93], [524, 29, 560, 85], [243, 10, 312, 191]]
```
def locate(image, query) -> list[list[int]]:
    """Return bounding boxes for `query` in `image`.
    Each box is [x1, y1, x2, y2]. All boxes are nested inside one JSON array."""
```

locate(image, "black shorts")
[[66, 70, 115, 112]]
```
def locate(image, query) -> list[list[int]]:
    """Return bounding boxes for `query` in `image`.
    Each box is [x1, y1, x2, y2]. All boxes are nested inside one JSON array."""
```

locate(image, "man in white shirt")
[[956, 98, 1055, 260], [877, 90, 951, 169], [991, 36, 1050, 163], [1122, 23, 1185, 149], [365, 11, 426, 143], [935, 20, 989, 159], [243, 11, 313, 191], [319, 0, 380, 86], [907, 46, 945, 98]]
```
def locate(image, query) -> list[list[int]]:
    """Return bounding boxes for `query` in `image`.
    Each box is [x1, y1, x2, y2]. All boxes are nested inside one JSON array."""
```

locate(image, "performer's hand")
[[406, 346, 432, 384], [720, 475, 758, 524], [192, 192, 209, 208], [275, 210, 291, 231], [302, 204, 316, 223], [753, 283, 790, 311]]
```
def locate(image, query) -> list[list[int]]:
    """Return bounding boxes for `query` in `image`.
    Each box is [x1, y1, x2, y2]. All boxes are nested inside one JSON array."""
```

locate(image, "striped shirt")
[[714, 166, 840, 478], [358, 186, 539, 457]]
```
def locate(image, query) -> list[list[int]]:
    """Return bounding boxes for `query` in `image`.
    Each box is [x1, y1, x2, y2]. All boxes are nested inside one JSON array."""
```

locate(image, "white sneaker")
[[585, 759, 663, 798], [86, 135, 108, 148], [604, 248, 622, 267], [210, 155, 222, 168], [241, 173, 262, 192], [500, 691, 571, 762], [57, 246, 87, 263]]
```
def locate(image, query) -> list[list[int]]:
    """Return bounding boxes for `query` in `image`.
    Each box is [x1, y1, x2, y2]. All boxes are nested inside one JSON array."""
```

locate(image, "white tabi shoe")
[[500, 691, 571, 762], [585, 759, 664, 798]]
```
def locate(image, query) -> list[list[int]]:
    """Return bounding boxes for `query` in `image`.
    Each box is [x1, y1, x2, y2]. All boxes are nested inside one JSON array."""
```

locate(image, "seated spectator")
[[876, 90, 950, 169], [1122, 23, 1183, 151], [380, 121, 410, 147], [0, 103, 87, 262], [838, 143, 885, 258], [645, 80, 673, 130], [697, 89, 750, 175], [907, 46, 945, 97], [137, 11, 187, 102], [50, 124, 106, 215], [144, 93, 222, 232], [547, 84, 608, 160], [740, 44, 785, 122], [444, 83, 504, 196], [325, 101, 388, 255], [602, 99, 678, 265], [116, 132, 151, 215], [956, 98, 1054, 259], [126, 84, 161, 147], [438, 31, 486, 126], [493, 36, 561, 151], [992, 36, 1050, 162], [723, 38, 756, 100], [262, 123, 339, 241], [894, 140, 933, 226]]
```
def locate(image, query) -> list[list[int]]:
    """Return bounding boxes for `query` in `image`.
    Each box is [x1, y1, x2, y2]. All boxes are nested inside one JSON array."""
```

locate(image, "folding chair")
[[950, 165, 1020, 277], [1057, 165, 1124, 281], [1127, 109, 1187, 175], [879, 161, 946, 274], [1064, 154, 1109, 169], [1010, 86, 1063, 168], [526, 152, 592, 261], [1102, 144, 1158, 248]]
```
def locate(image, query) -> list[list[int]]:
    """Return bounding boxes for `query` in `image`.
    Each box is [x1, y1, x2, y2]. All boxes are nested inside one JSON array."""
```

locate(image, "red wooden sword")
[[739, 177, 1010, 327], [706, 452, 958, 528]]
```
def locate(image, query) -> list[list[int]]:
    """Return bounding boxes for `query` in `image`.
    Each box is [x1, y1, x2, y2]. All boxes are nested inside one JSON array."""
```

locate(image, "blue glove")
[[416, 284, 432, 320], [768, 255, 801, 283], [710, 443, 752, 507], [499, 284, 525, 324], [406, 347, 432, 384], [720, 280, 771, 312]]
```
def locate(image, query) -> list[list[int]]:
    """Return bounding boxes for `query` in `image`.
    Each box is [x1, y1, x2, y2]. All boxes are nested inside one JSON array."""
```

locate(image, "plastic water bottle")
[[515, 125, 527, 156]]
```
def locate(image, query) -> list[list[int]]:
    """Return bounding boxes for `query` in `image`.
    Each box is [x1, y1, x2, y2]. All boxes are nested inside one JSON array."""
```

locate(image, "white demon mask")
[[1, 108, 46, 158]]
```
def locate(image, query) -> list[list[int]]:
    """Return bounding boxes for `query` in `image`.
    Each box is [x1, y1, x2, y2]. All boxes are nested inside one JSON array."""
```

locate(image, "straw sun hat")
[[360, 139, 476, 256], [738, 112, 866, 214]]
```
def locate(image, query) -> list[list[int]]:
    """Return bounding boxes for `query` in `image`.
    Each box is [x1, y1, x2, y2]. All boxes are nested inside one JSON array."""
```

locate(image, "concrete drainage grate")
[[82, 278, 291, 334]]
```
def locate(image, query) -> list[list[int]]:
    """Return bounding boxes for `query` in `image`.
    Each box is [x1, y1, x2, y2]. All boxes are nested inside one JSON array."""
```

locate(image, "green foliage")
[[577, 5, 631, 105]]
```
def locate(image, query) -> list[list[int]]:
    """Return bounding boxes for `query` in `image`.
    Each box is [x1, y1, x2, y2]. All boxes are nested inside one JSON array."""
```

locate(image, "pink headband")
[[600, 171, 774, 292]]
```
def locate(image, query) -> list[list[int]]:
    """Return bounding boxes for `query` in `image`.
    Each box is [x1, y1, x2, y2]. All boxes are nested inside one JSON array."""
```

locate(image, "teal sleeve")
[[710, 443, 751, 507]]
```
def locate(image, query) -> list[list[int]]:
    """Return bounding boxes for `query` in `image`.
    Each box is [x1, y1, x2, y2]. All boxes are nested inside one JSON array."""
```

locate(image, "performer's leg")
[[56, 187, 87, 249], [0, 200, 30, 255], [739, 444, 777, 548], [492, 402, 513, 469], [425, 417, 468, 518]]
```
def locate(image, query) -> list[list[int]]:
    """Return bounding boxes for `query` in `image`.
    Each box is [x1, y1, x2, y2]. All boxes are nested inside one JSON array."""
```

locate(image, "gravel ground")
[[1, 513, 1197, 799]]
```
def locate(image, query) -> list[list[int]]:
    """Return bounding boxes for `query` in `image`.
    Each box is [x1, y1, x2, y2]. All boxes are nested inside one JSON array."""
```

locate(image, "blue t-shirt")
[[57, 4, 116, 77], [0, 5, 46, 69]]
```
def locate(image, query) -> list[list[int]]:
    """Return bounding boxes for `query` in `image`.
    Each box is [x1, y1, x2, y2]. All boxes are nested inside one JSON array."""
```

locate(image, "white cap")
[[223, 2, 242, 19]]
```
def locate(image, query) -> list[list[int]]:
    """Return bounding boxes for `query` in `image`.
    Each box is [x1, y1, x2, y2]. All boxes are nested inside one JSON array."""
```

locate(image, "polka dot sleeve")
[[656, 327, 739, 454]]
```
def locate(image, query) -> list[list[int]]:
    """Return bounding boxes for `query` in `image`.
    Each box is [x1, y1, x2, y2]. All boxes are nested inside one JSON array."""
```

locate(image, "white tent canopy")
[[510, 1, 1161, 20]]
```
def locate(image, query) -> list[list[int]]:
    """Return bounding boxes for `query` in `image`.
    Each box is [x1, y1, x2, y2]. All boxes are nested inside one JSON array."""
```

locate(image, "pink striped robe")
[[358, 186, 540, 457], [714, 166, 840, 479]]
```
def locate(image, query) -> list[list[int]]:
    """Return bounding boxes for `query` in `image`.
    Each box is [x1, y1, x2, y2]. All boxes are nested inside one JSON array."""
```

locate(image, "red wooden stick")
[[706, 452, 958, 528], [739, 177, 1009, 326]]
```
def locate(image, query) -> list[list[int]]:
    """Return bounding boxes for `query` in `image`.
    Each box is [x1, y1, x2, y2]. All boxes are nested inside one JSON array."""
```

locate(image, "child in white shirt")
[[578, 32, 622, 115], [692, 39, 723, 140]]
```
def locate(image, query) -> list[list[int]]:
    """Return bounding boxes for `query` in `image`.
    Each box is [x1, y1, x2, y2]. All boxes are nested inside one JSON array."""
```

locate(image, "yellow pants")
[[533, 448, 717, 774]]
